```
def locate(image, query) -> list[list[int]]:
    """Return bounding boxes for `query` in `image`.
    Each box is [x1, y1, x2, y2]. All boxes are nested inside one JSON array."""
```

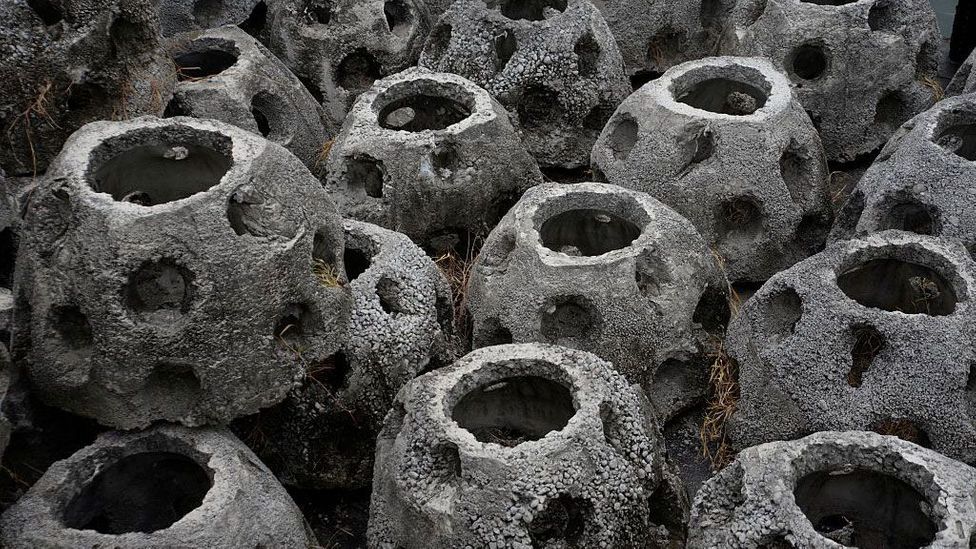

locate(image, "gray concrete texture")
[[12, 116, 351, 429], [467, 182, 730, 424], [156, 0, 264, 37], [0, 424, 311, 548], [592, 56, 832, 284], [727, 230, 976, 464], [325, 67, 542, 249], [166, 25, 334, 165], [689, 430, 976, 548], [418, 0, 630, 169], [947, 49, 976, 96], [368, 343, 689, 548]]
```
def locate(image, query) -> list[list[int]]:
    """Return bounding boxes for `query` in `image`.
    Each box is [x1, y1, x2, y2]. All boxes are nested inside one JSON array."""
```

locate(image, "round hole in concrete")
[[173, 43, 239, 81], [673, 69, 770, 115], [790, 43, 829, 81], [836, 257, 957, 316], [488, 0, 567, 21], [452, 374, 575, 446], [302, 0, 332, 24], [378, 91, 473, 132], [793, 468, 936, 548], [539, 209, 641, 256], [934, 123, 976, 161], [89, 128, 232, 206], [124, 259, 194, 315], [62, 451, 212, 534]]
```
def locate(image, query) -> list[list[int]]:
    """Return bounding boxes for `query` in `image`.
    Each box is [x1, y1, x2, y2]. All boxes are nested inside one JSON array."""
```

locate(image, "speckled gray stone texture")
[[947, 52, 976, 97], [156, 0, 263, 36], [418, 0, 630, 168], [166, 25, 333, 166], [0, 424, 311, 548], [592, 56, 832, 283], [0, 0, 175, 175], [325, 67, 543, 248], [369, 343, 688, 548], [12, 116, 351, 429], [689, 431, 976, 548], [723, 0, 943, 162], [727, 231, 976, 464], [241, 219, 455, 489], [266, 0, 432, 130], [467, 182, 730, 423], [831, 93, 976, 255]]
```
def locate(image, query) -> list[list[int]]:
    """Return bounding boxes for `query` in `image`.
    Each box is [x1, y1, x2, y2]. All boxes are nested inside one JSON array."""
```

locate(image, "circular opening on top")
[[793, 468, 936, 548], [377, 84, 474, 132], [934, 123, 976, 161], [173, 40, 239, 81], [62, 451, 212, 534], [539, 209, 642, 256], [672, 67, 771, 115], [836, 256, 958, 316], [88, 127, 233, 206], [452, 374, 575, 446], [487, 0, 567, 20], [790, 43, 829, 81]]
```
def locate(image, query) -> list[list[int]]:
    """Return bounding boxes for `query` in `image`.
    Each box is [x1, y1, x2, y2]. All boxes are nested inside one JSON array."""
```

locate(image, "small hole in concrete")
[[50, 305, 93, 349], [744, 0, 768, 25], [251, 105, 271, 137], [646, 30, 686, 72], [716, 197, 763, 241], [192, 0, 223, 25], [693, 284, 732, 333], [346, 155, 385, 198], [336, 50, 381, 95], [163, 97, 191, 118], [302, 0, 332, 24], [868, 0, 895, 31], [275, 303, 310, 343], [635, 249, 671, 297], [541, 296, 597, 344], [490, 0, 567, 21], [62, 451, 212, 534], [935, 123, 976, 161], [793, 468, 936, 548], [480, 231, 517, 269], [125, 259, 194, 314], [478, 317, 514, 346], [174, 48, 238, 81], [0, 228, 15, 288], [379, 94, 471, 131], [759, 286, 802, 343], [677, 125, 715, 176], [574, 33, 599, 77], [431, 142, 460, 172], [307, 351, 350, 391], [779, 140, 813, 204], [376, 277, 407, 314], [227, 187, 297, 239], [91, 133, 232, 206], [881, 201, 938, 235], [343, 246, 371, 282], [27, 0, 63, 25], [494, 29, 517, 71], [528, 494, 592, 547], [384, 0, 412, 37], [870, 418, 932, 447], [139, 363, 203, 416], [848, 324, 884, 387], [425, 24, 452, 61], [240, 0, 268, 36], [518, 86, 560, 128], [66, 83, 107, 112], [452, 374, 575, 445], [539, 209, 641, 256], [790, 43, 828, 81], [431, 442, 462, 486], [874, 90, 909, 130], [837, 258, 957, 316], [630, 70, 663, 90], [607, 115, 638, 161], [675, 78, 768, 115]]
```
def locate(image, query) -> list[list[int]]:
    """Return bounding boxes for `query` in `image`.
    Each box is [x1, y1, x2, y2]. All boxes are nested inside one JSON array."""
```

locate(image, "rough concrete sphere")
[[947, 51, 976, 98], [592, 56, 832, 284], [368, 343, 689, 548], [266, 0, 432, 130], [238, 219, 455, 489], [418, 0, 630, 169], [727, 231, 976, 464], [325, 67, 543, 249], [0, 0, 176, 176], [0, 424, 311, 548], [166, 25, 333, 166], [723, 0, 943, 162], [831, 93, 976, 256], [12, 116, 351, 429], [156, 0, 264, 37], [688, 430, 976, 548], [467, 182, 730, 423]]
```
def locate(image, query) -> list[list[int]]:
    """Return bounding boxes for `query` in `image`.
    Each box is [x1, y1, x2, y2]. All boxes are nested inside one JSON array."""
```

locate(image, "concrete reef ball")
[[12, 116, 351, 429], [368, 343, 689, 548], [266, 0, 432, 130], [467, 182, 730, 423], [0, 344, 10, 461], [688, 430, 976, 548], [0, 0, 176, 176], [238, 219, 455, 489], [831, 93, 976, 256], [325, 67, 543, 249], [156, 0, 264, 37], [592, 56, 832, 284], [947, 51, 976, 97], [418, 0, 630, 169], [0, 424, 311, 548], [727, 230, 976, 464], [166, 25, 333, 166], [723, 0, 943, 162]]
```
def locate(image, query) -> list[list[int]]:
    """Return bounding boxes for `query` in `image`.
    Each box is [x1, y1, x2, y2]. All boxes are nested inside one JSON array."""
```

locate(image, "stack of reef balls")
[[1, 0, 976, 546]]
